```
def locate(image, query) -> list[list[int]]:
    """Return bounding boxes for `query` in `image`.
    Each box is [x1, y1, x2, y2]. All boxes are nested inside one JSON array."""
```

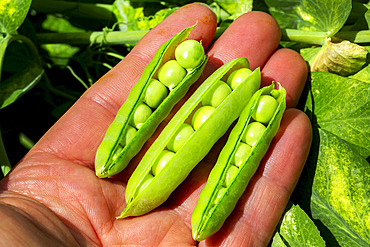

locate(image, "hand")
[[0, 3, 311, 246]]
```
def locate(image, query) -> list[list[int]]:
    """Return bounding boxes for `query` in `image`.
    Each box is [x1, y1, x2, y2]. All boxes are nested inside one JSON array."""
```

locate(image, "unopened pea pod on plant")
[[95, 25, 208, 178], [119, 57, 261, 218], [191, 82, 286, 241]]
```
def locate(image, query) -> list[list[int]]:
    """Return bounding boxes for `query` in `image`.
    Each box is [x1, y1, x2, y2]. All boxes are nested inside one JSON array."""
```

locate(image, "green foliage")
[[265, 0, 352, 36], [0, 35, 44, 108], [272, 204, 325, 246], [214, 0, 252, 20], [112, 0, 177, 32], [41, 15, 84, 66], [0, 0, 32, 34], [301, 39, 368, 76], [305, 72, 370, 247]]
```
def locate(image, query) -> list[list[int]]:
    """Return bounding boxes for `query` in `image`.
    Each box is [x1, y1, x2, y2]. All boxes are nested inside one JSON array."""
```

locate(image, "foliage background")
[[0, 0, 369, 246]]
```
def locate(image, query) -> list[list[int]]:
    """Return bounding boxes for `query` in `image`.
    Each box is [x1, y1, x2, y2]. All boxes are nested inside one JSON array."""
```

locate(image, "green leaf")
[[308, 72, 370, 157], [271, 232, 288, 247], [42, 44, 79, 66], [0, 62, 44, 108], [0, 35, 43, 108], [305, 72, 370, 246], [39, 15, 82, 66], [42, 15, 85, 33], [112, 0, 175, 32], [347, 2, 370, 31], [274, 204, 326, 247], [0, 131, 11, 176], [265, 0, 352, 36], [350, 61, 370, 83], [301, 39, 368, 77], [0, 0, 32, 34], [214, 0, 252, 20], [311, 129, 370, 247]]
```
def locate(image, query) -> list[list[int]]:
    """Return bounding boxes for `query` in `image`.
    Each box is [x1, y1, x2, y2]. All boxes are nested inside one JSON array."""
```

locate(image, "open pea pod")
[[119, 57, 261, 218], [95, 25, 208, 178], [191, 82, 286, 241]]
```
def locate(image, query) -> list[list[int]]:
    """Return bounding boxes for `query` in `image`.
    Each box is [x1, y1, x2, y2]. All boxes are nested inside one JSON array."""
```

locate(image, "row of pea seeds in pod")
[[135, 67, 254, 193], [113, 40, 205, 159], [214, 89, 281, 203]]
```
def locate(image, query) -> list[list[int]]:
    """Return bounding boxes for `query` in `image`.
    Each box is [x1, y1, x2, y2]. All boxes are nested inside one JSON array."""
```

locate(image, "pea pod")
[[95, 25, 208, 178], [119, 57, 261, 218], [191, 82, 286, 241]]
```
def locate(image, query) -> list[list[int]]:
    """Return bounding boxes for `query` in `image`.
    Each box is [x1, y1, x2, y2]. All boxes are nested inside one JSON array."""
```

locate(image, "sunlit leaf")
[[271, 232, 288, 247], [0, 0, 32, 34], [301, 38, 368, 76], [112, 0, 175, 32], [276, 204, 325, 246], [214, 0, 252, 20], [305, 72, 370, 246], [265, 0, 352, 36], [42, 15, 85, 33]]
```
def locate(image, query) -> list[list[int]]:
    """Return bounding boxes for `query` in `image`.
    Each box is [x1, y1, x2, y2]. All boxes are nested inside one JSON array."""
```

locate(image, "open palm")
[[0, 4, 311, 247]]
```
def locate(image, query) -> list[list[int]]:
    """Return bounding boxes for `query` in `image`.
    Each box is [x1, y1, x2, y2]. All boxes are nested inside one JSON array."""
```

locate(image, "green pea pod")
[[191, 82, 286, 241], [95, 25, 208, 178], [119, 57, 261, 218]]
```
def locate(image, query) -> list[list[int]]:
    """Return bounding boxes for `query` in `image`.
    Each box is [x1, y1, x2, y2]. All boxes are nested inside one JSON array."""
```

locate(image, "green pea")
[[130, 103, 153, 129], [175, 40, 205, 69], [242, 121, 266, 146], [136, 173, 154, 196], [202, 80, 232, 108], [151, 150, 175, 176], [225, 165, 238, 187], [120, 57, 261, 219], [158, 60, 187, 90], [167, 123, 195, 152], [232, 142, 252, 167], [112, 145, 124, 160], [252, 95, 278, 124], [191, 83, 286, 241], [145, 79, 169, 108], [119, 125, 137, 147], [270, 89, 280, 99], [226, 68, 252, 90], [214, 187, 226, 204], [191, 106, 216, 131], [95, 25, 208, 178]]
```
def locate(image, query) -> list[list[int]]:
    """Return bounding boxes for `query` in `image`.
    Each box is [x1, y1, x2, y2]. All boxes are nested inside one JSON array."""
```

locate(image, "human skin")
[[0, 3, 311, 247]]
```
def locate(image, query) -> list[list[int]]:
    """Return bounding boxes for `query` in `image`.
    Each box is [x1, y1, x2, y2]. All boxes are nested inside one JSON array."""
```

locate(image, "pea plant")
[[0, 0, 369, 246]]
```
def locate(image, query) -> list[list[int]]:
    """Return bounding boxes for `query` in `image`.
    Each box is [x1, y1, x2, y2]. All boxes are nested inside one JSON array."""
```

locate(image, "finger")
[[206, 11, 281, 72], [200, 109, 312, 246], [23, 3, 217, 168], [261, 48, 308, 108]]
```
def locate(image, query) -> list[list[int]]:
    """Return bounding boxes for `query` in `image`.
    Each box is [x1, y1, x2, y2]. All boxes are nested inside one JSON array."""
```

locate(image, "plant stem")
[[281, 29, 327, 45], [281, 29, 370, 45], [66, 66, 89, 89], [42, 74, 78, 100], [19, 133, 34, 150], [36, 30, 148, 46], [36, 25, 229, 46], [105, 52, 125, 60], [31, 0, 115, 23], [0, 131, 11, 176]]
